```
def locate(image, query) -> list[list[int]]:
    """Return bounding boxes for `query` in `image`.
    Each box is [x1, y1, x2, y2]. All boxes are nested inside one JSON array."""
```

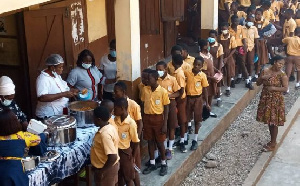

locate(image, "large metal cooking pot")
[[44, 115, 77, 146], [22, 156, 40, 171], [68, 101, 99, 127]]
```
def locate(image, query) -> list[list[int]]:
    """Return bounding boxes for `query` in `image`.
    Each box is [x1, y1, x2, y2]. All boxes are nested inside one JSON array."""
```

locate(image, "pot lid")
[[44, 115, 76, 128]]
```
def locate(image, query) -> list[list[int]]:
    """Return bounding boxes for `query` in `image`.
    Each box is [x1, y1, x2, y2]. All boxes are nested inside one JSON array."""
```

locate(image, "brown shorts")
[[246, 49, 255, 66], [118, 148, 135, 183], [168, 99, 178, 129], [176, 97, 187, 125], [287, 55, 300, 71], [186, 95, 203, 123], [94, 162, 119, 186], [143, 114, 166, 142]]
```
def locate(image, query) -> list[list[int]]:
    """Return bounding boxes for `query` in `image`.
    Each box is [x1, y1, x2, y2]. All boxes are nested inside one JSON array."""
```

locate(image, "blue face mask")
[[208, 46, 211, 51], [82, 63, 92, 70], [110, 50, 116, 58], [208, 37, 216, 44]]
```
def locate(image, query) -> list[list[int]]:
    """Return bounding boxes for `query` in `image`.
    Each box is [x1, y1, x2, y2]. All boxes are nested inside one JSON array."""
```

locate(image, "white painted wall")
[[201, 0, 218, 30], [0, 0, 51, 15]]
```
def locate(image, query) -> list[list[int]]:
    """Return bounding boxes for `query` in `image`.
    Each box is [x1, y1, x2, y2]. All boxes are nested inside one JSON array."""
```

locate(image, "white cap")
[[0, 76, 15, 95], [45, 54, 64, 66]]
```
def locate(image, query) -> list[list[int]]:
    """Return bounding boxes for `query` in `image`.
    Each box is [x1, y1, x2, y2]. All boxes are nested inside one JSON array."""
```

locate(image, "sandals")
[[262, 142, 277, 152]]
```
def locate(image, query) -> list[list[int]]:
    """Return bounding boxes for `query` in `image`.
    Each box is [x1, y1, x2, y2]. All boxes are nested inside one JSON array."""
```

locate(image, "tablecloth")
[[27, 126, 98, 186]]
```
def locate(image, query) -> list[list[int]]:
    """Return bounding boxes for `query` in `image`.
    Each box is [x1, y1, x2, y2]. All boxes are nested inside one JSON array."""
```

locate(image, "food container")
[[22, 156, 40, 171], [44, 115, 77, 146], [68, 101, 99, 127], [40, 150, 60, 162]]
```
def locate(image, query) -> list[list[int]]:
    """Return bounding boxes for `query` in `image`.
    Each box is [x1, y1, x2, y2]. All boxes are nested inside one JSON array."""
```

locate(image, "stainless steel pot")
[[22, 156, 40, 171], [68, 101, 99, 127], [44, 115, 77, 146]]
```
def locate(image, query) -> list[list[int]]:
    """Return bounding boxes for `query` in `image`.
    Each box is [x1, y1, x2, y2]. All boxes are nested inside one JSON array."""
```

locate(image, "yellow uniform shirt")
[[296, 19, 300, 27], [109, 117, 118, 129], [239, 0, 251, 7], [138, 82, 145, 100], [141, 85, 170, 114], [228, 11, 247, 25], [184, 55, 196, 67], [263, 9, 276, 22], [185, 70, 209, 95], [174, 67, 187, 99], [219, 0, 233, 10], [158, 73, 181, 99], [283, 18, 297, 38], [220, 34, 238, 49], [229, 25, 247, 46], [271, 1, 284, 21], [167, 61, 192, 76], [114, 115, 140, 150], [245, 26, 259, 51], [127, 98, 142, 121], [255, 18, 270, 30], [282, 36, 300, 56], [90, 124, 120, 168]]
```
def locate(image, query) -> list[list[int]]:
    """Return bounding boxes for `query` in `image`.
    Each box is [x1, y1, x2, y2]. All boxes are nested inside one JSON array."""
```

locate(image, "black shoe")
[[289, 75, 295, 82], [144, 157, 161, 167], [210, 112, 218, 118], [175, 127, 181, 137], [190, 140, 198, 150], [160, 164, 168, 176], [216, 99, 222, 107], [188, 126, 194, 134], [235, 78, 242, 84], [251, 76, 257, 82], [225, 90, 231, 96], [246, 82, 254, 90], [180, 142, 187, 153], [143, 164, 157, 175], [230, 80, 235, 88]]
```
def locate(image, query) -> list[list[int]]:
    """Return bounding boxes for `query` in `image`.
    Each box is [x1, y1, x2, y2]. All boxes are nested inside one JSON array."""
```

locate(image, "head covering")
[[45, 54, 64, 66], [0, 76, 15, 95]]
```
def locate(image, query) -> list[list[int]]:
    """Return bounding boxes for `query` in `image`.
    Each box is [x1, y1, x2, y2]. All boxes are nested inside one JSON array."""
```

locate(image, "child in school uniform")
[[141, 70, 170, 176], [138, 69, 152, 103], [114, 81, 142, 186], [114, 98, 140, 186], [219, 22, 238, 96], [167, 45, 192, 76], [156, 61, 181, 159], [100, 99, 117, 128], [262, 1, 276, 22], [184, 57, 210, 150], [91, 106, 119, 186], [283, 9, 297, 38], [180, 43, 196, 67], [229, 2, 247, 25]]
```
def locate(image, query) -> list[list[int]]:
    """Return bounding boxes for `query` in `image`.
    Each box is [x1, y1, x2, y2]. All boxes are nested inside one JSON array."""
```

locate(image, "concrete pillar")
[[200, 0, 218, 38], [115, 0, 141, 99]]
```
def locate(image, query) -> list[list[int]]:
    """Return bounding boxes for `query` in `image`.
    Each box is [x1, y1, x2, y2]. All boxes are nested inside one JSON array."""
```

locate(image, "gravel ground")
[[181, 82, 300, 186]]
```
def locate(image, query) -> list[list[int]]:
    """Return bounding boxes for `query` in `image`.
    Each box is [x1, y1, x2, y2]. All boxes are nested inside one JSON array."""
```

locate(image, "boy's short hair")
[[115, 81, 127, 92], [198, 39, 208, 49], [256, 8, 263, 14], [285, 9, 294, 15], [156, 61, 167, 68], [142, 68, 152, 73], [179, 43, 189, 51], [171, 45, 183, 53], [100, 99, 113, 107], [194, 56, 204, 64], [220, 22, 229, 27], [148, 70, 159, 80], [172, 54, 183, 66], [114, 97, 128, 109], [262, 1, 271, 7], [209, 30, 218, 36], [231, 1, 238, 7], [94, 106, 110, 122], [231, 15, 239, 22]]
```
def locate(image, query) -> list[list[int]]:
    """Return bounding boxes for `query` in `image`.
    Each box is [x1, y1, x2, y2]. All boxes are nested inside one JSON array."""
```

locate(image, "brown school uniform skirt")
[[287, 55, 300, 71], [168, 99, 178, 129], [118, 148, 135, 183], [224, 56, 236, 78], [176, 97, 187, 125], [257, 39, 269, 66], [94, 162, 119, 186], [186, 95, 203, 123], [143, 114, 166, 142], [207, 79, 217, 96]]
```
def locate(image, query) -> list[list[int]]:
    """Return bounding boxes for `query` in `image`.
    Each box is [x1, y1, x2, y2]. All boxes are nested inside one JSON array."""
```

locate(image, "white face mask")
[[82, 63, 92, 70], [157, 70, 165, 77], [52, 71, 58, 77], [222, 30, 229, 35], [247, 22, 254, 27], [1, 99, 13, 106]]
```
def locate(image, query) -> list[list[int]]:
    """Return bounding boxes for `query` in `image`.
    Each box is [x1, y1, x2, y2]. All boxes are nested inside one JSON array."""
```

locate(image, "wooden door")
[[106, 0, 116, 42], [24, 7, 74, 114], [163, 21, 176, 57]]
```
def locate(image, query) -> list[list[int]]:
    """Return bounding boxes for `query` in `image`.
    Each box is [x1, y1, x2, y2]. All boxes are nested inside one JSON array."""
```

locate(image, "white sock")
[[217, 97, 221, 101], [249, 76, 252, 81], [169, 140, 175, 151], [154, 150, 159, 159], [194, 134, 198, 141], [184, 133, 188, 141], [188, 121, 192, 127], [255, 74, 258, 78], [231, 78, 235, 81], [180, 138, 184, 143], [287, 88, 290, 93], [164, 139, 168, 149], [246, 78, 250, 83], [150, 159, 155, 165], [238, 74, 242, 78], [227, 87, 230, 90], [296, 82, 300, 87], [161, 160, 166, 165]]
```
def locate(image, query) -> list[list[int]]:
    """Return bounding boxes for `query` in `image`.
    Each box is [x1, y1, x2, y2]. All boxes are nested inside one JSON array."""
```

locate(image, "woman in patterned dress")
[[256, 55, 288, 152]]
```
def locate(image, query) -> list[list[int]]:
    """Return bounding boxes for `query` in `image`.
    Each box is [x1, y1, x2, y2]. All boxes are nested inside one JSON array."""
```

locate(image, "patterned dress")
[[256, 70, 286, 126]]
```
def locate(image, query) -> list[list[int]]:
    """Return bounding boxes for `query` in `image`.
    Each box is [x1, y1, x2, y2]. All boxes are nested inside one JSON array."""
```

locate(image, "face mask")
[[207, 37, 216, 44], [82, 63, 92, 70], [208, 46, 211, 51], [222, 30, 229, 35], [111, 114, 115, 119], [157, 70, 164, 77], [52, 71, 58, 77], [110, 50, 117, 58], [1, 99, 12, 106], [247, 22, 254, 27]]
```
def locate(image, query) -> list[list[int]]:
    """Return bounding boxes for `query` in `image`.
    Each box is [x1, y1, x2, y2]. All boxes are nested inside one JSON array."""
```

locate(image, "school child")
[[100, 99, 117, 128], [199, 39, 218, 115], [282, 27, 300, 89], [229, 2, 247, 25], [208, 30, 224, 106], [219, 0, 233, 26], [219, 22, 238, 96], [171, 54, 189, 153], [229, 15, 249, 85], [167, 45, 192, 76], [114, 98, 140, 186], [270, 0, 284, 23], [180, 43, 196, 67], [156, 61, 181, 159], [138, 69, 152, 103], [245, 14, 259, 89], [262, 1, 276, 22], [283, 9, 297, 38], [184, 57, 210, 150], [91, 106, 119, 186], [114, 81, 142, 186], [238, 0, 252, 13], [141, 70, 170, 176]]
